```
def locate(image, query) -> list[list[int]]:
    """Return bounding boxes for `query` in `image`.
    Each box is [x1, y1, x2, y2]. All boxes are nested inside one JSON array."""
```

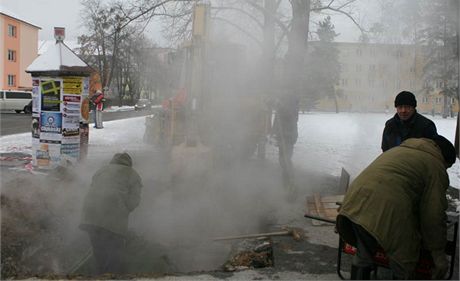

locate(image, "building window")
[[435, 97, 442, 104], [341, 79, 348, 86], [436, 80, 444, 88], [410, 66, 416, 73], [356, 48, 362, 56], [368, 79, 375, 88], [369, 64, 376, 71], [380, 80, 388, 89], [8, 24, 17, 37], [355, 78, 361, 86], [395, 80, 401, 89], [7, 75, 16, 86], [356, 64, 362, 72], [7, 50, 16, 62], [422, 97, 428, 103]]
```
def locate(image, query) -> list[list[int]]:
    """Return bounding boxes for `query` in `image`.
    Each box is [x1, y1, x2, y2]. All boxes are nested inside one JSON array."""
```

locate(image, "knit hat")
[[394, 91, 417, 107], [110, 152, 133, 167], [433, 135, 456, 167]]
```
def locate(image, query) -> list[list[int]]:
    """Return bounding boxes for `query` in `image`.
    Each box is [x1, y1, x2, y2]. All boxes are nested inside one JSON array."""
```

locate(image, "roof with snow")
[[26, 41, 92, 76], [0, 5, 41, 29], [38, 40, 80, 55]]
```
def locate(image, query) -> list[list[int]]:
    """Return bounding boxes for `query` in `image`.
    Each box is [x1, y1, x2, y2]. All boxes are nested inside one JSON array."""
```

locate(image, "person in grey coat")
[[80, 152, 143, 274]]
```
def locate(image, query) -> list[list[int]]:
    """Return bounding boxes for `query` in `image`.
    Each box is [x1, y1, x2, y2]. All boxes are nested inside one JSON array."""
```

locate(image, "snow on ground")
[[0, 111, 458, 280], [0, 111, 458, 188]]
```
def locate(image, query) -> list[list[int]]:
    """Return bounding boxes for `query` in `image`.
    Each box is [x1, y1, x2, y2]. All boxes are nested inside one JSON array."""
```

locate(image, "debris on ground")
[[223, 239, 274, 271]]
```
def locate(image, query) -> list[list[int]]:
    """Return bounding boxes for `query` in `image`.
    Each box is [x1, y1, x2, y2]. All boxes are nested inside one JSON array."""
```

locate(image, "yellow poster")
[[63, 77, 82, 95]]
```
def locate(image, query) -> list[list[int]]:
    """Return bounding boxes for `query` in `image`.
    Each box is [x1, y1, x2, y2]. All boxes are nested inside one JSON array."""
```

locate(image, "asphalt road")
[[0, 109, 151, 136]]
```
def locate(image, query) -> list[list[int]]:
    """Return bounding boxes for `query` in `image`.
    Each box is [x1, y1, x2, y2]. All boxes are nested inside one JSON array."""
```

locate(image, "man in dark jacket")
[[80, 152, 143, 274], [381, 91, 438, 151], [272, 95, 299, 190], [337, 136, 456, 279]]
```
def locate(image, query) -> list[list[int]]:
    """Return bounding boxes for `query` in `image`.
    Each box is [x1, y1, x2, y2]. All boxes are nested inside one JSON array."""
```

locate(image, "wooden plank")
[[320, 195, 345, 203], [339, 168, 350, 193], [313, 194, 323, 215], [305, 168, 349, 226]]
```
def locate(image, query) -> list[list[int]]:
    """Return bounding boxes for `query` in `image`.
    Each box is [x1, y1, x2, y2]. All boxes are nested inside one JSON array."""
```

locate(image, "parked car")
[[0, 90, 32, 113], [24, 100, 32, 114], [134, 99, 152, 111]]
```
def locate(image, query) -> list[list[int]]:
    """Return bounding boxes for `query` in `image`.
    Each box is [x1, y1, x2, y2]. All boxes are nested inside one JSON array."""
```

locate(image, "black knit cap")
[[394, 91, 417, 107], [433, 135, 457, 167]]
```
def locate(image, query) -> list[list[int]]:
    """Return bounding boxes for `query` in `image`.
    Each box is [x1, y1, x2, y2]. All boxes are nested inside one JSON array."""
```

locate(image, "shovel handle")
[[213, 231, 290, 241], [304, 213, 336, 224]]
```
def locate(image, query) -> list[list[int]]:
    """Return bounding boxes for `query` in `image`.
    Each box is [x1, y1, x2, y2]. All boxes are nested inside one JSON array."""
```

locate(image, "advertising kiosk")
[[26, 27, 92, 169]]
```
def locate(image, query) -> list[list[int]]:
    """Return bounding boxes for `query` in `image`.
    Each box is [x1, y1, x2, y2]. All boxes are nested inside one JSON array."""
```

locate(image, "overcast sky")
[[1, 0, 374, 44], [1, 0, 83, 41]]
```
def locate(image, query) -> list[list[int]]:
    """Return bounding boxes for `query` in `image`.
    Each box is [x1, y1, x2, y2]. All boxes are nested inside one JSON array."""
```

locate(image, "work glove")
[[431, 250, 448, 280]]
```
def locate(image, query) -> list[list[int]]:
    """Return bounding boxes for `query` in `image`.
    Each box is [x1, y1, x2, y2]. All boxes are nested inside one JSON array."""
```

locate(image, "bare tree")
[[78, 0, 133, 91]]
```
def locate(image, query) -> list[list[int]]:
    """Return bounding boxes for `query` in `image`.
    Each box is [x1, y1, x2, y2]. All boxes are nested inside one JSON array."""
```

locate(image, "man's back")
[[339, 138, 449, 273], [81, 153, 142, 236]]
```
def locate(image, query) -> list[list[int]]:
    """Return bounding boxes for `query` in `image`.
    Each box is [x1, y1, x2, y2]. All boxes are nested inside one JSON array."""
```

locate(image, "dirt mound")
[[1, 175, 66, 278]]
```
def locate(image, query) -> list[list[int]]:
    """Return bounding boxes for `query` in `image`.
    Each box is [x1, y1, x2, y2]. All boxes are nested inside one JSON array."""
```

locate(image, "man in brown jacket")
[[337, 136, 456, 279]]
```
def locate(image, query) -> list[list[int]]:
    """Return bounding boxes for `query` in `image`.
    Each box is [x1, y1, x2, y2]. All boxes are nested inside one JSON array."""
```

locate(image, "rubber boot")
[[350, 265, 372, 280]]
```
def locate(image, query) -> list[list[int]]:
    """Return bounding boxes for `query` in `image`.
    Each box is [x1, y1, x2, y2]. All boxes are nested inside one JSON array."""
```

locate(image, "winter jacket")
[[381, 111, 437, 151], [80, 153, 143, 236], [337, 138, 449, 276]]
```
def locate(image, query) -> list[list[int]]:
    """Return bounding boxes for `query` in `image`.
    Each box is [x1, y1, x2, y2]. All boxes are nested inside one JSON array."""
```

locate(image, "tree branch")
[[213, 16, 264, 49], [211, 6, 264, 30]]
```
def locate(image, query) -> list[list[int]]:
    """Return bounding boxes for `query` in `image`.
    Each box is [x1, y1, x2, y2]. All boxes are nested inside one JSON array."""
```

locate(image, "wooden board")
[[306, 194, 344, 225], [339, 167, 350, 193], [305, 168, 349, 226]]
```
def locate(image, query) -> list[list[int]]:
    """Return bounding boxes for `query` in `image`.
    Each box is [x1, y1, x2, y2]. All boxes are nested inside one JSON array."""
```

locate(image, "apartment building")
[[0, 8, 40, 91], [315, 42, 458, 114]]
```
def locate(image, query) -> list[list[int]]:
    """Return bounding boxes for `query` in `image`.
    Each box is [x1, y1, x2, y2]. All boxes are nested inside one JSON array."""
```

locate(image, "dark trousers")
[[85, 227, 126, 274], [278, 140, 294, 187], [351, 223, 408, 279]]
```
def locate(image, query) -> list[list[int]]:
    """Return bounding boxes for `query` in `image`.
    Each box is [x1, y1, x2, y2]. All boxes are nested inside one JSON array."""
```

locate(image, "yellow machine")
[[148, 3, 271, 162]]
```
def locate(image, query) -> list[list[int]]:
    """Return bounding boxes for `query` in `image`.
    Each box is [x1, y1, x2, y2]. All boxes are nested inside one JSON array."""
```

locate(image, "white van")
[[0, 90, 33, 114]]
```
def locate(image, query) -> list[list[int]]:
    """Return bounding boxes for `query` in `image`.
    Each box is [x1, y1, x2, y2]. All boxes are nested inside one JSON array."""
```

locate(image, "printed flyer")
[[41, 79, 61, 112], [61, 137, 80, 162], [63, 77, 82, 95], [37, 140, 61, 168], [31, 117, 40, 138], [32, 79, 40, 114], [62, 95, 81, 129], [40, 112, 62, 141]]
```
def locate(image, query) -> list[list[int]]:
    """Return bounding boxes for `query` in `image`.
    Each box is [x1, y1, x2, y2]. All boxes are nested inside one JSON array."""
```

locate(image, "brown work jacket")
[[337, 138, 449, 274]]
